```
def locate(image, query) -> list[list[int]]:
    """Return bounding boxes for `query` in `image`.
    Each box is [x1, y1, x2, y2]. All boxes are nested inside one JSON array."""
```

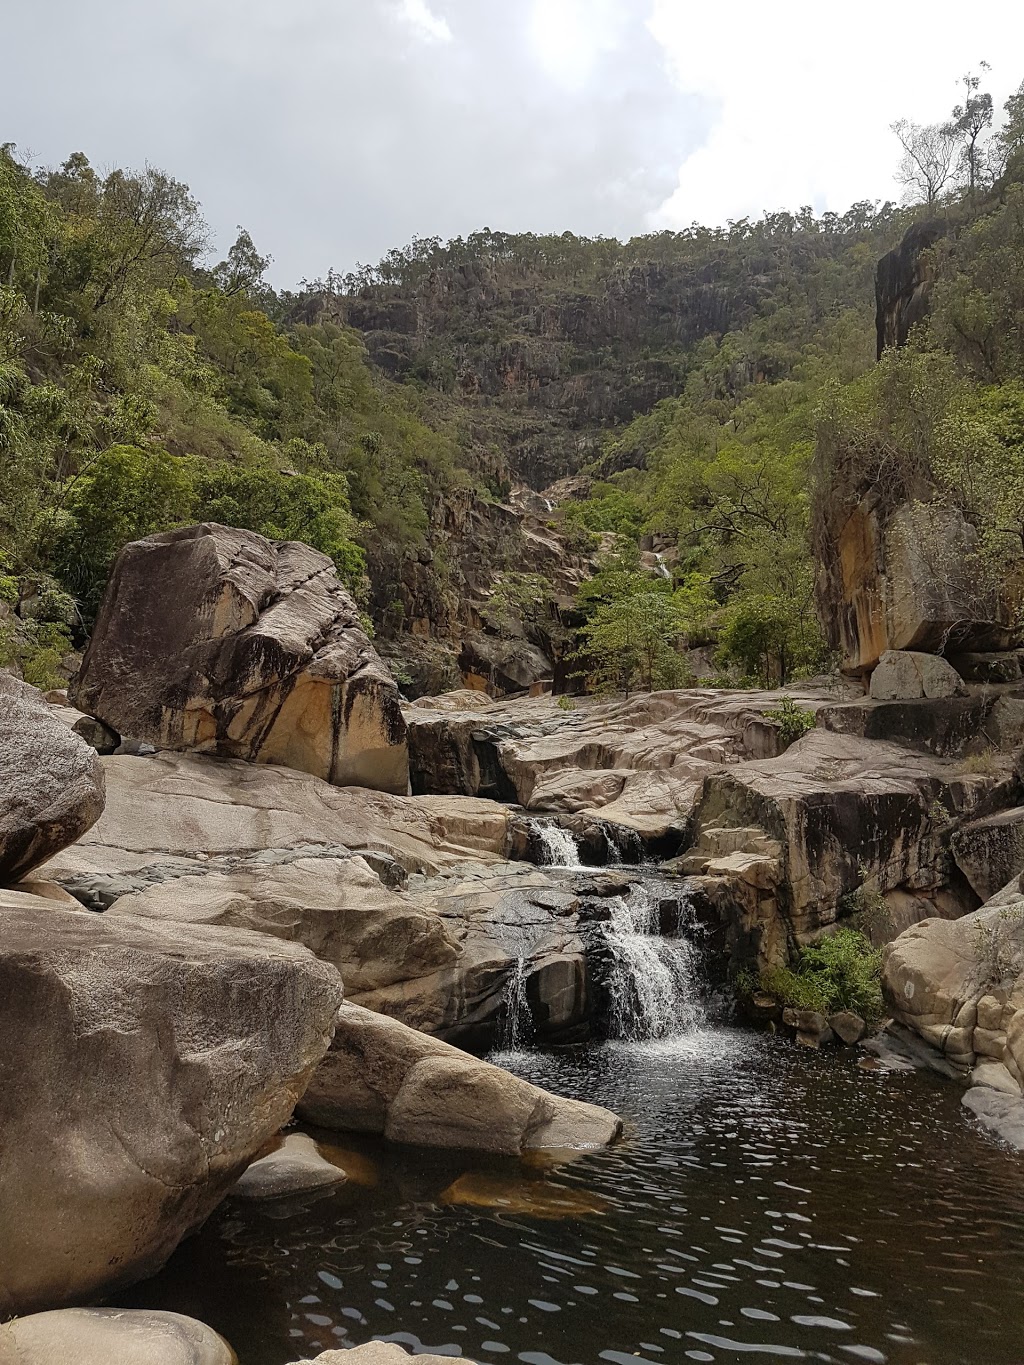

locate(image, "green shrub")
[[748, 928, 884, 1026], [763, 696, 817, 747]]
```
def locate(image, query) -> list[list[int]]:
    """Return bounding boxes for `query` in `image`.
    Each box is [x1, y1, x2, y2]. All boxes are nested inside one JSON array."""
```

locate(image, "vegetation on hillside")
[[2, 67, 1022, 695]]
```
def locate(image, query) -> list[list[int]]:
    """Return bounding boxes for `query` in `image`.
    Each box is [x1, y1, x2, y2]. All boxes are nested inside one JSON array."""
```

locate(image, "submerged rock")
[[0, 893, 343, 1315], [0, 1308, 234, 1365], [289, 1344, 480, 1365], [72, 522, 408, 793], [0, 675, 105, 884], [231, 1133, 347, 1201], [297, 1003, 622, 1155]]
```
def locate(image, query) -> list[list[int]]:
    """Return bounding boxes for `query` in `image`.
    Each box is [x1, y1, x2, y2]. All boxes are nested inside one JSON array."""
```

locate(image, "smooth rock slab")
[[0, 895, 343, 1315], [231, 1134, 347, 1200], [298, 1003, 621, 1155], [0, 675, 105, 883], [0, 1308, 234, 1365]]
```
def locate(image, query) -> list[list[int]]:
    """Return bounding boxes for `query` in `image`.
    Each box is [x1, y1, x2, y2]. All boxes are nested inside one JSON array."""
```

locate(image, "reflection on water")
[[121, 1030, 1024, 1365]]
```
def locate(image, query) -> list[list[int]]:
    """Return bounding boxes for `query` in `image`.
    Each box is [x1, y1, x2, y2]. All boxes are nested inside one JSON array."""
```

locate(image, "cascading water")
[[601, 883, 703, 1041], [499, 955, 532, 1051], [535, 821, 583, 868]]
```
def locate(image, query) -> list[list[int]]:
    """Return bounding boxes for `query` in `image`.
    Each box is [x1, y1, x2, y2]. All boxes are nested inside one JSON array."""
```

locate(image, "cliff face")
[[874, 220, 946, 357]]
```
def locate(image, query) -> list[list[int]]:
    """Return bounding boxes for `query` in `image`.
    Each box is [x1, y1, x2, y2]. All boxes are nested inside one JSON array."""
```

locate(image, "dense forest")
[[2, 69, 1023, 694]]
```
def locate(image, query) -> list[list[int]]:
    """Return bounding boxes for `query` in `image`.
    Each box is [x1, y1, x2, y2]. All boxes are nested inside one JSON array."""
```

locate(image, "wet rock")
[[0, 1308, 234, 1365], [869, 650, 966, 701], [0, 675, 105, 884], [951, 807, 1024, 903], [72, 522, 409, 793], [290, 1344, 480, 1365], [231, 1133, 347, 1200], [970, 1060, 1021, 1096], [0, 893, 343, 1314], [961, 1087, 1024, 1150], [297, 1003, 621, 1155], [829, 1010, 866, 1045], [40, 751, 598, 1047], [439, 1172, 608, 1218], [783, 1007, 832, 1048]]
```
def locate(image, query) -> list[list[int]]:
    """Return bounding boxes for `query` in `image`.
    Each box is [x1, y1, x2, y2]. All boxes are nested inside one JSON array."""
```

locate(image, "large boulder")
[[0, 892, 343, 1315], [297, 1003, 621, 1154], [868, 650, 966, 701], [0, 676, 105, 884], [883, 879, 1024, 1082], [0, 1309, 233, 1365], [71, 523, 408, 794], [683, 728, 1016, 968]]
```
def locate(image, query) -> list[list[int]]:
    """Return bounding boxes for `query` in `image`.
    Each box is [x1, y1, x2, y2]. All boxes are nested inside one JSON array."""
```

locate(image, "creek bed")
[[120, 1031, 1024, 1364]]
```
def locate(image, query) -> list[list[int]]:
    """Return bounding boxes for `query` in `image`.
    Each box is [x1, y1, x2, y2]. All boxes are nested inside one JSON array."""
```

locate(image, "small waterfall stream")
[[534, 821, 583, 868], [601, 883, 703, 1042], [499, 955, 533, 1051]]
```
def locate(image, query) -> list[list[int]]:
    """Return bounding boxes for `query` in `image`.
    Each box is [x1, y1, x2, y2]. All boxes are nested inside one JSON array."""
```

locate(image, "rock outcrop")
[[0, 1309, 234, 1365], [682, 727, 1016, 968], [0, 891, 343, 1315], [875, 219, 946, 357], [883, 880, 1024, 1081], [297, 1003, 622, 1154], [40, 750, 643, 1046], [72, 523, 408, 793], [406, 685, 835, 843], [0, 675, 105, 884], [814, 493, 1018, 677]]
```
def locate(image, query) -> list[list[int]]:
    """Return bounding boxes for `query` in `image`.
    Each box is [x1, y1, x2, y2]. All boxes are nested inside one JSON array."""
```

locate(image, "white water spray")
[[603, 885, 702, 1041], [535, 822, 583, 868], [499, 955, 532, 1051]]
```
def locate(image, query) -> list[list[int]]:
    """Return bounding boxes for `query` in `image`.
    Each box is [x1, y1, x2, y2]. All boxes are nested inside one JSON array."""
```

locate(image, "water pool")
[[121, 1030, 1024, 1365]]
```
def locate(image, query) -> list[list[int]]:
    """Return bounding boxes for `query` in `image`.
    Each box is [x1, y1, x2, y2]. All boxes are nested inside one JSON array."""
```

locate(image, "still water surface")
[[123, 1031, 1024, 1365]]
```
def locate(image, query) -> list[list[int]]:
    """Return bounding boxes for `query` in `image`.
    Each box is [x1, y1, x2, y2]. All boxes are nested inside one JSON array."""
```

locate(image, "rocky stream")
[[5, 521, 1024, 1364]]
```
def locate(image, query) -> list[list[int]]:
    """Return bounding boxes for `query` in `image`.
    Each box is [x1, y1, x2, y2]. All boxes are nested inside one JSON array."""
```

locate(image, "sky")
[[3, 0, 1024, 286]]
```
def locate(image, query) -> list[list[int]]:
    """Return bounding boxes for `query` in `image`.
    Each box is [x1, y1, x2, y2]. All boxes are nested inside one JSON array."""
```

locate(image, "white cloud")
[[396, 0, 452, 44], [647, 0, 1024, 228]]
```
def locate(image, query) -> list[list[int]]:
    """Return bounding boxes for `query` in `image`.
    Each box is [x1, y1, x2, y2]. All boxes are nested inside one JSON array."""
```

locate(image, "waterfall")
[[499, 955, 532, 1051], [602, 884, 703, 1042], [535, 821, 583, 868]]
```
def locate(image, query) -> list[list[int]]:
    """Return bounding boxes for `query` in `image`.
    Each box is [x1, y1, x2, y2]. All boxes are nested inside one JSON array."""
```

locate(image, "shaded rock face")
[[72, 523, 408, 793], [875, 219, 946, 358], [683, 728, 1017, 970], [0, 675, 105, 884], [0, 1308, 234, 1365], [816, 493, 1018, 676], [951, 808, 1024, 903], [0, 892, 343, 1315], [297, 1003, 621, 1155]]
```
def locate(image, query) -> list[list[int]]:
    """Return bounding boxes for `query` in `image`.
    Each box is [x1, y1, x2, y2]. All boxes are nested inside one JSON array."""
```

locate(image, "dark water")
[[122, 1031, 1024, 1365]]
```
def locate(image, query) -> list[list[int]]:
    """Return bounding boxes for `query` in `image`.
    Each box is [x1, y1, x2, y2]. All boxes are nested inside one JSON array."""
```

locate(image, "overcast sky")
[[4, 1, 1024, 286]]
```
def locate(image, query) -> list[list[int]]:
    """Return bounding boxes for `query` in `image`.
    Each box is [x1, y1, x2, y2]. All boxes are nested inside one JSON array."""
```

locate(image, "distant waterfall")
[[535, 822, 583, 868], [602, 884, 703, 1041]]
